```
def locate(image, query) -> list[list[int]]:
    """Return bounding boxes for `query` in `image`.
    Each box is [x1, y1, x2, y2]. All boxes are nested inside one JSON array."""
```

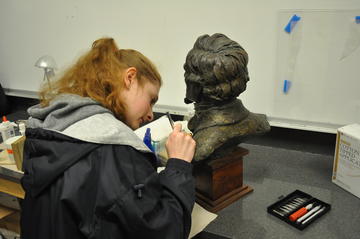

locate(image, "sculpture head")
[[183, 33, 270, 161], [184, 33, 249, 105]]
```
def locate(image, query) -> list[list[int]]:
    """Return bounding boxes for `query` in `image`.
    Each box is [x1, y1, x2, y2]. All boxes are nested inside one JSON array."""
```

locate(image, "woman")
[[21, 38, 196, 239]]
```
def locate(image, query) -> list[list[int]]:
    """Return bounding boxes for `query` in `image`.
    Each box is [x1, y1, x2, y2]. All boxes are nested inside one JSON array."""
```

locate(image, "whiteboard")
[[273, 10, 360, 132], [1, 0, 360, 133]]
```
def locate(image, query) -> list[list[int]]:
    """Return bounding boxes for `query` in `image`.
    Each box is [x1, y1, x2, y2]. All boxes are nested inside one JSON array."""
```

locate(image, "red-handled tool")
[[289, 203, 313, 221]]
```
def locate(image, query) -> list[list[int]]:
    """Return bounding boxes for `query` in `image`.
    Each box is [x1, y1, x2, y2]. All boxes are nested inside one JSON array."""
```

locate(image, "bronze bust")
[[184, 33, 270, 161]]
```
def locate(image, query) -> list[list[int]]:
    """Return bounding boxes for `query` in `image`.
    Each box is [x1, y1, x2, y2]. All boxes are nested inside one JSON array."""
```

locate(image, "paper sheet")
[[189, 203, 218, 238], [135, 116, 190, 141], [283, 14, 303, 93], [340, 20, 360, 60], [135, 115, 173, 141]]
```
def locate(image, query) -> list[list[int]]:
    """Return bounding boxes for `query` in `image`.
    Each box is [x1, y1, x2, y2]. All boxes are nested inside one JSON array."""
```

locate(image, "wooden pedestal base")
[[193, 147, 253, 213]]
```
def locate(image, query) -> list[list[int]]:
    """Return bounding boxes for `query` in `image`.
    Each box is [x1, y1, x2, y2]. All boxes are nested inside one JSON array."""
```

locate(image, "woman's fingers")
[[166, 124, 196, 163], [173, 123, 182, 132]]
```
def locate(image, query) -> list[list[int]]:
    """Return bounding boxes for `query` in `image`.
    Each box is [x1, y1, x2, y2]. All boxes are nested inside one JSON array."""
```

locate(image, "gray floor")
[[200, 129, 360, 239]]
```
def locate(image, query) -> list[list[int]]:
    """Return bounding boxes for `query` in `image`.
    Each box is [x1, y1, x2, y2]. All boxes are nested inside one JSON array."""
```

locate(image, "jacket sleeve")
[[90, 147, 196, 239], [158, 158, 195, 236]]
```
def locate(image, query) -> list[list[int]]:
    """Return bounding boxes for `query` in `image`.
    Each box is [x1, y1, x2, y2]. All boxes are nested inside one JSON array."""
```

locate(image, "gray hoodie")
[[27, 94, 151, 153]]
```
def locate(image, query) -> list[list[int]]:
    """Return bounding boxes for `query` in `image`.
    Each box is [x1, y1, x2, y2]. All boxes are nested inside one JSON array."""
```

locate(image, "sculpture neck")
[[189, 99, 250, 133], [194, 99, 237, 112]]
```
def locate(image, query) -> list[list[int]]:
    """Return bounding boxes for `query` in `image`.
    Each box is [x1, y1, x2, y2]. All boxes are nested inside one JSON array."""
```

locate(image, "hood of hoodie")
[[24, 94, 153, 196], [27, 94, 150, 151]]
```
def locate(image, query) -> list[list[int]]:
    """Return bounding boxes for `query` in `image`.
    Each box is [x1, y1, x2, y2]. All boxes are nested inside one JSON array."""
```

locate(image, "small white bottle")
[[19, 122, 26, 136], [0, 116, 15, 143]]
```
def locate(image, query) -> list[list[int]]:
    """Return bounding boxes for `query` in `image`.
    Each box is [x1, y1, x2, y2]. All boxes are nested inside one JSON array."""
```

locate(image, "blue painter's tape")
[[356, 16, 360, 24], [283, 80, 291, 93], [284, 14, 301, 33]]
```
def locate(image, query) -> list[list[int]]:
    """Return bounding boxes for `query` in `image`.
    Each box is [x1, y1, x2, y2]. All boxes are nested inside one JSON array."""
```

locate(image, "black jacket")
[[21, 128, 195, 239]]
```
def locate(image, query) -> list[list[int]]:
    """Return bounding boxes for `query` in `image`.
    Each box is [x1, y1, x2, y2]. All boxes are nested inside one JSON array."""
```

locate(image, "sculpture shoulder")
[[192, 111, 270, 161], [193, 111, 270, 137], [242, 112, 271, 134]]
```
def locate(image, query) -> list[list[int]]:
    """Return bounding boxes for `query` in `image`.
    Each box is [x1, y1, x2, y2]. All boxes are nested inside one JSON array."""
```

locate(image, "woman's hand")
[[165, 124, 196, 163]]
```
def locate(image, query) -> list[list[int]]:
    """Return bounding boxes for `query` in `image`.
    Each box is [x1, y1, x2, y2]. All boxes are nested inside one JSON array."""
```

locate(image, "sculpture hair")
[[184, 33, 249, 101]]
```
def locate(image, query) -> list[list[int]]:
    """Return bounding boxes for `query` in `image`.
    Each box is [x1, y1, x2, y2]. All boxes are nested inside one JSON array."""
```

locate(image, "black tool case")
[[267, 190, 331, 230]]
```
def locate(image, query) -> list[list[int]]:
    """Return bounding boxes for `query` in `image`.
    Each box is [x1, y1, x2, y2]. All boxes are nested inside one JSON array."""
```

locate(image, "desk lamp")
[[34, 55, 57, 88]]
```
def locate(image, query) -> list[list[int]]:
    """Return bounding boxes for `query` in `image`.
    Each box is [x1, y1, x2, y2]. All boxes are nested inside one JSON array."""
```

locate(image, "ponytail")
[[91, 38, 119, 64]]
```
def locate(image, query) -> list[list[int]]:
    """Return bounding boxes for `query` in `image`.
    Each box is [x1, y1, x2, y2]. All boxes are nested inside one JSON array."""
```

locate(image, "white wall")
[[1, 0, 359, 132]]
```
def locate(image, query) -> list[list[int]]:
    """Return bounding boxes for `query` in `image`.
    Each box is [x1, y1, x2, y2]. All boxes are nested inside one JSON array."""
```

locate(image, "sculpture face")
[[184, 33, 270, 161], [184, 71, 203, 104]]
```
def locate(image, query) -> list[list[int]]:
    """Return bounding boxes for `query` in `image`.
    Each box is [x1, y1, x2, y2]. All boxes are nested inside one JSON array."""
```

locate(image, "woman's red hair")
[[39, 38, 162, 120]]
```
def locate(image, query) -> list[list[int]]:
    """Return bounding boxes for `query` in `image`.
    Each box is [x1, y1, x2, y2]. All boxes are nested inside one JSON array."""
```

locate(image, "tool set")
[[267, 190, 331, 230]]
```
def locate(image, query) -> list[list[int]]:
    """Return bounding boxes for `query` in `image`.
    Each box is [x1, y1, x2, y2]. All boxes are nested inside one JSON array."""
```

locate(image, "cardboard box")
[[332, 124, 360, 198], [2, 136, 25, 171]]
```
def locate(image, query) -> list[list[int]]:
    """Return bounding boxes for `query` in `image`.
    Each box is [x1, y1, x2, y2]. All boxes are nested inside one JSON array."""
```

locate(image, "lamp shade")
[[34, 55, 57, 69]]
